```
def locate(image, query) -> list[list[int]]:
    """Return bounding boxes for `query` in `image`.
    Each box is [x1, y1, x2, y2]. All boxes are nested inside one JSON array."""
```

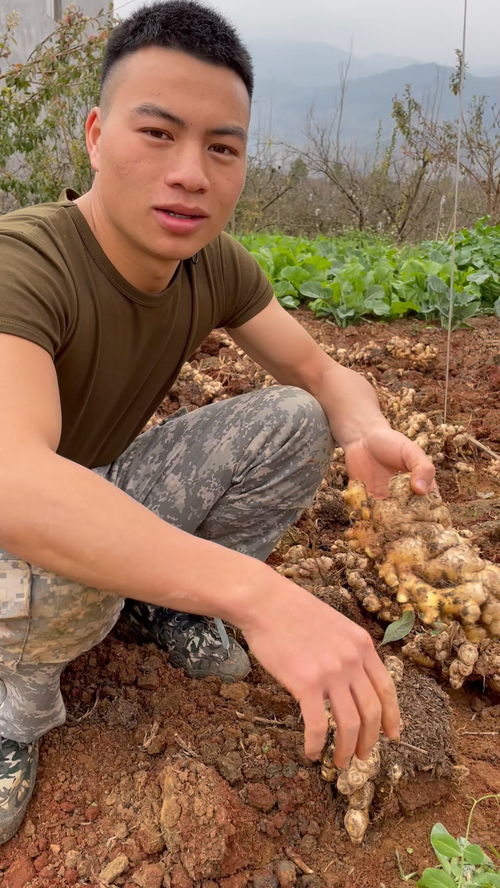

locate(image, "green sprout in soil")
[[399, 794, 500, 887]]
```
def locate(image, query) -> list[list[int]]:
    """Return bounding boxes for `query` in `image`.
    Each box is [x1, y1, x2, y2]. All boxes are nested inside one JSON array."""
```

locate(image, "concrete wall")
[[0, 0, 109, 65]]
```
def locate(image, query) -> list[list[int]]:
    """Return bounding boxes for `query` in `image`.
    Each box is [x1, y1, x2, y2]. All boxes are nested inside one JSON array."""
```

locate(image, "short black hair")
[[101, 0, 253, 101]]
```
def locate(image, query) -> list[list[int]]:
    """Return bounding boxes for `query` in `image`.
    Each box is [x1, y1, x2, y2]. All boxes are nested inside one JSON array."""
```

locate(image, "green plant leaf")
[[380, 609, 415, 645], [278, 294, 299, 310], [463, 844, 492, 866], [417, 868, 457, 888], [431, 824, 462, 859], [474, 875, 500, 887], [299, 280, 326, 299]]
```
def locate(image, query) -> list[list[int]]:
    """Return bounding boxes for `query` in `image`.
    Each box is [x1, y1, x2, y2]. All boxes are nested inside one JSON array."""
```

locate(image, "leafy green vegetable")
[[239, 219, 500, 327]]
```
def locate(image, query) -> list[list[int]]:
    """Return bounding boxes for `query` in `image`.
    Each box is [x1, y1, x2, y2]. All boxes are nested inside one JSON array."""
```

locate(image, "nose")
[[163, 142, 210, 193]]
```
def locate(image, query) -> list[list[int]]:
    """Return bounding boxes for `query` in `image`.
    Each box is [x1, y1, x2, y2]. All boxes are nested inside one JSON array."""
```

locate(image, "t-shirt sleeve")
[[217, 232, 274, 328], [0, 225, 73, 358]]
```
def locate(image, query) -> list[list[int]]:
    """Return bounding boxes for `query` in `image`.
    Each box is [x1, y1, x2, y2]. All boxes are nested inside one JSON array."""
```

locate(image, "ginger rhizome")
[[320, 657, 455, 845], [335, 473, 500, 691]]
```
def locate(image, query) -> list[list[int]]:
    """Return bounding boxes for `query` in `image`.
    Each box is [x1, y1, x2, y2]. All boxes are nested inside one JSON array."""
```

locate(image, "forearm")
[[0, 447, 282, 627], [302, 359, 390, 448]]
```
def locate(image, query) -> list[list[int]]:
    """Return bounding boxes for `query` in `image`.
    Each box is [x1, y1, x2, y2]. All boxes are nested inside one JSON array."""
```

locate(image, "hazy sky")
[[113, 0, 500, 70]]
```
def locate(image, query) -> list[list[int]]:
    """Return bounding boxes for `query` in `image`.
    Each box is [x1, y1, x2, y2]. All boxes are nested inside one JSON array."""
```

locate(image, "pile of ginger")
[[334, 473, 500, 692]]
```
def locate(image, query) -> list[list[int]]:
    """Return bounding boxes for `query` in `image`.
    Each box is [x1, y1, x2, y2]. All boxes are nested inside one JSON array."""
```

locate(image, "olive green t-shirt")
[[0, 199, 273, 468]]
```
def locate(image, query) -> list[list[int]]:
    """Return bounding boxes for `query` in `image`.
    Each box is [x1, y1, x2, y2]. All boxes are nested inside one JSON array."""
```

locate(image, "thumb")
[[404, 444, 437, 495]]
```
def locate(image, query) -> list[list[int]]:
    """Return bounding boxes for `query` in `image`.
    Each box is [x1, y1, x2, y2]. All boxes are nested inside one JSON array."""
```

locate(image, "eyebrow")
[[132, 103, 247, 141]]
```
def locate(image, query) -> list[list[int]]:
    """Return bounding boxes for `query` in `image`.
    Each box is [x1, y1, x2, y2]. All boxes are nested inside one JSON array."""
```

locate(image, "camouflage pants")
[[0, 386, 332, 743]]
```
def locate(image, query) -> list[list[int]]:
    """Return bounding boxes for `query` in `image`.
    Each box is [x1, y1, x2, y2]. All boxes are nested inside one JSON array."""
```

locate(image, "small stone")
[[274, 860, 297, 888], [99, 854, 130, 884], [218, 751, 243, 784], [37, 864, 56, 878], [219, 682, 250, 703], [49, 844, 61, 855], [61, 836, 77, 852], [131, 862, 165, 888], [64, 869, 78, 885], [84, 803, 100, 820], [135, 824, 165, 855], [65, 850, 81, 868], [252, 868, 279, 888], [4, 857, 36, 888], [170, 863, 194, 888], [23, 819, 36, 838], [245, 783, 276, 813], [276, 791, 296, 813], [34, 851, 50, 872]]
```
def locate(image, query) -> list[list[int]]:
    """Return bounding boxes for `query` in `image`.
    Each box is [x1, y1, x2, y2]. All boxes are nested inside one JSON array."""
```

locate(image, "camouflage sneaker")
[[115, 602, 251, 682], [0, 737, 39, 845]]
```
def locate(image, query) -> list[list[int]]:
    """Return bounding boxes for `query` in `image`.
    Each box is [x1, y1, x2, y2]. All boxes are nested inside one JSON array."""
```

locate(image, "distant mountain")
[[248, 38, 421, 88], [246, 41, 500, 149], [472, 65, 500, 78]]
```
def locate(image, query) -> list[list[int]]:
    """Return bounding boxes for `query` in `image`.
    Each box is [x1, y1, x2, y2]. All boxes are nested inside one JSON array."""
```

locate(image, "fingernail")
[[414, 479, 427, 494]]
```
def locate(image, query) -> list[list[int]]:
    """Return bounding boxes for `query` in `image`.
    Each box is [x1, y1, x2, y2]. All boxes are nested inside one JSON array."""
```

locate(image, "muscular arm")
[[228, 298, 436, 496], [0, 334, 266, 618]]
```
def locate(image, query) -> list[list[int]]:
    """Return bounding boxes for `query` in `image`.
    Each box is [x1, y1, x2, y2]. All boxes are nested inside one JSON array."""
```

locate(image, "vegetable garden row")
[[240, 219, 500, 328]]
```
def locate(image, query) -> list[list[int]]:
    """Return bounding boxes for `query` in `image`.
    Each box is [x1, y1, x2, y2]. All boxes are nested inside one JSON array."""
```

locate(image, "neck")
[[75, 190, 180, 294]]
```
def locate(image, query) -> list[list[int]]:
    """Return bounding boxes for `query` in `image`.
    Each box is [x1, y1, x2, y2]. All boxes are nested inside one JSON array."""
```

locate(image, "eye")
[[210, 144, 238, 156], [142, 128, 172, 140]]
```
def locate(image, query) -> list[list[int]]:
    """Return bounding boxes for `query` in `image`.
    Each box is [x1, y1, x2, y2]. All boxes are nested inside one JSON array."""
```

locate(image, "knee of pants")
[[266, 385, 333, 466], [0, 552, 124, 671]]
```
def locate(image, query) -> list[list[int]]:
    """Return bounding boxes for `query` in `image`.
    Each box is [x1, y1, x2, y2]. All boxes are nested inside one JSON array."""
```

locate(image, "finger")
[[364, 650, 400, 741], [328, 690, 361, 769], [300, 694, 329, 761], [403, 441, 436, 495], [349, 671, 383, 760]]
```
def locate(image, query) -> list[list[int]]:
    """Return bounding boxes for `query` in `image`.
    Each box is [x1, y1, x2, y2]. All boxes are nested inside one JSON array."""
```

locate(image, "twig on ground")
[[174, 732, 198, 757], [459, 731, 499, 736], [235, 711, 293, 728], [464, 434, 500, 461], [398, 740, 430, 755], [66, 690, 100, 725]]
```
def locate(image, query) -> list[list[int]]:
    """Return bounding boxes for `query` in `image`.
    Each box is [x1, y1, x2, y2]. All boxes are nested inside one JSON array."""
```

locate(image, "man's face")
[[86, 47, 250, 282]]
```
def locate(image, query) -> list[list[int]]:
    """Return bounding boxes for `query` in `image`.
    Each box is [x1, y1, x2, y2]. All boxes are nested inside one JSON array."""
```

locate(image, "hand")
[[343, 420, 437, 498], [241, 581, 400, 768]]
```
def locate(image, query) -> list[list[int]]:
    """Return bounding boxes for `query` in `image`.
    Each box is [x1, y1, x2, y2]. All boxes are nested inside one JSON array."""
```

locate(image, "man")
[[0, 0, 436, 844]]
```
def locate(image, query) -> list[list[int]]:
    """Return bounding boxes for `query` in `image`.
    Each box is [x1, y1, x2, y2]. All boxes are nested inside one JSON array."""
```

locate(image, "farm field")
[[0, 287, 499, 884]]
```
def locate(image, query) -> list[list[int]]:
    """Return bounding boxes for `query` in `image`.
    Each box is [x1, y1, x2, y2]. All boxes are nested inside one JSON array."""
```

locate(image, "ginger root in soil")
[[335, 473, 500, 692], [320, 656, 456, 845]]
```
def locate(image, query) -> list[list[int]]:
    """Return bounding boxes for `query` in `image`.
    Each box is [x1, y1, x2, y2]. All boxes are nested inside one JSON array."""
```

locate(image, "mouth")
[[153, 206, 208, 235], [156, 206, 207, 220]]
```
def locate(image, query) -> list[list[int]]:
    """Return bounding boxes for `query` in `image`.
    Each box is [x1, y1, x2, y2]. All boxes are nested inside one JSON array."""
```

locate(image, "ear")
[[85, 107, 102, 173]]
